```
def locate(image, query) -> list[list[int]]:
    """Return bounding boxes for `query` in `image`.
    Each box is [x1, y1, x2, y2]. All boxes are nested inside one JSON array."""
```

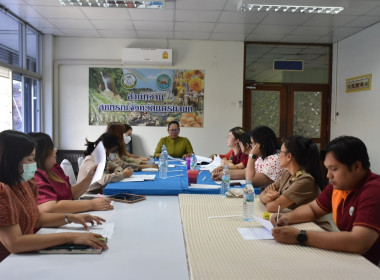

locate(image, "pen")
[[276, 204, 281, 225], [98, 237, 107, 242], [165, 174, 184, 179], [98, 193, 111, 205], [202, 176, 206, 181]]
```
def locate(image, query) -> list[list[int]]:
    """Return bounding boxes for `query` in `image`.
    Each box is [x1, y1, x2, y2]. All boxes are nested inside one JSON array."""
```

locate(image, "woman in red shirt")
[[0, 130, 107, 262], [29, 133, 114, 213]]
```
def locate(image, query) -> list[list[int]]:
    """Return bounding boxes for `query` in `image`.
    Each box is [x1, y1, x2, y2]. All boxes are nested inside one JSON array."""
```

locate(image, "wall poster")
[[89, 67, 204, 127]]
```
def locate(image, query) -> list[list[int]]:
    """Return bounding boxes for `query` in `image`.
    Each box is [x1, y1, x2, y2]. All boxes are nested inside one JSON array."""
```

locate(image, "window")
[[0, 8, 42, 132]]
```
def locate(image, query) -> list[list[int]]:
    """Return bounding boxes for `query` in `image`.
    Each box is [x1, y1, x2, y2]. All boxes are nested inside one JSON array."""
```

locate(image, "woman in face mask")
[[0, 130, 107, 262], [77, 133, 133, 194], [28, 132, 114, 214], [106, 122, 157, 170]]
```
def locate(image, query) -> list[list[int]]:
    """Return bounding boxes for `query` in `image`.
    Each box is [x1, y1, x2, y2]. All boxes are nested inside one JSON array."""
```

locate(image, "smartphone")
[[108, 193, 146, 203]]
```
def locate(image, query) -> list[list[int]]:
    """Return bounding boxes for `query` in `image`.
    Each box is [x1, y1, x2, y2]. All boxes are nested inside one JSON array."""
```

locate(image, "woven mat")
[[179, 194, 380, 280]]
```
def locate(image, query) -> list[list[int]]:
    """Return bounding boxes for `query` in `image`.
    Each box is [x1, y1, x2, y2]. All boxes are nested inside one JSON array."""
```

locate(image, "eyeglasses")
[[169, 129, 179, 133]]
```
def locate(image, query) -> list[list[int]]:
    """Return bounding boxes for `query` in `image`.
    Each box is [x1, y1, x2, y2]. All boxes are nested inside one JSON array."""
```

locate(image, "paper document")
[[121, 174, 156, 182], [254, 216, 274, 231], [238, 228, 273, 240], [57, 222, 115, 239], [199, 155, 222, 171], [194, 155, 212, 164], [91, 141, 106, 186], [188, 184, 220, 189]]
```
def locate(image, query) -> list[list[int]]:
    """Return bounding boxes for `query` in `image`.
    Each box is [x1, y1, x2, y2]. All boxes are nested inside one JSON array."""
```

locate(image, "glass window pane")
[[251, 90, 280, 135], [0, 12, 21, 67], [293, 91, 322, 138], [26, 27, 38, 72], [12, 74, 23, 131], [0, 67, 13, 131]]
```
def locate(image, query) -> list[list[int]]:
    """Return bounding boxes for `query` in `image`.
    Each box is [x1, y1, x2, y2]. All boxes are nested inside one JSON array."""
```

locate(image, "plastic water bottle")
[[220, 165, 230, 196], [243, 181, 255, 221], [159, 145, 168, 179], [190, 153, 197, 170]]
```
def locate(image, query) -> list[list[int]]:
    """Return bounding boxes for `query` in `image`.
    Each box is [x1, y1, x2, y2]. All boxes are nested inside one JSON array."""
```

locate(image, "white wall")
[[331, 22, 380, 173], [51, 37, 244, 157]]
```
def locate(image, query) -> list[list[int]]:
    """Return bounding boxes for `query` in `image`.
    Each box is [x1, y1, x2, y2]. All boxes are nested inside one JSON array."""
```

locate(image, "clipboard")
[[38, 244, 103, 254]]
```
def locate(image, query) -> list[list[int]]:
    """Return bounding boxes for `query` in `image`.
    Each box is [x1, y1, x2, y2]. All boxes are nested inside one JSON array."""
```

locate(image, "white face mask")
[[123, 135, 131, 145], [21, 162, 37, 181], [108, 153, 117, 161]]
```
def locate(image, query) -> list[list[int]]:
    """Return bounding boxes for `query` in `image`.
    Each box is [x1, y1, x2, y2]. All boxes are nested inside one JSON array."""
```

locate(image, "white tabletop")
[[0, 196, 189, 280]]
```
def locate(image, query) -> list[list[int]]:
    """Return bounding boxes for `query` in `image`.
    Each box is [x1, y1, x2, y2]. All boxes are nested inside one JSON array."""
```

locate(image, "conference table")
[[104, 160, 223, 195], [1, 195, 379, 279]]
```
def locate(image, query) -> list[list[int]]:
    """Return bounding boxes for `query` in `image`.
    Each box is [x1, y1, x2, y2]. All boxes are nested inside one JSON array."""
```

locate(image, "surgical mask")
[[108, 153, 117, 161], [21, 162, 37, 182], [123, 135, 131, 145]]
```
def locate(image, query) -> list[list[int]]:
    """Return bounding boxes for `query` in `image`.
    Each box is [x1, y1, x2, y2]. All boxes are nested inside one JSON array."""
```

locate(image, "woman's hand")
[[67, 213, 106, 230], [70, 232, 108, 250], [139, 156, 150, 161], [211, 171, 222, 181], [122, 167, 133, 178], [90, 198, 114, 211], [86, 165, 97, 180], [250, 143, 261, 156], [211, 166, 224, 174]]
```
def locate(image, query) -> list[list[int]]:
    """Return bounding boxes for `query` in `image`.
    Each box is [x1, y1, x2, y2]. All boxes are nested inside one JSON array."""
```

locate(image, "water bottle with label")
[[190, 153, 197, 170], [220, 165, 230, 196], [159, 145, 168, 179], [242, 181, 255, 221]]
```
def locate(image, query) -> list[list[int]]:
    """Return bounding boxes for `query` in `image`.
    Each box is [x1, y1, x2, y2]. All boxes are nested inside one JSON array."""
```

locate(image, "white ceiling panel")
[[3, 4, 40, 18], [210, 32, 245, 41], [175, 22, 215, 32], [174, 32, 211, 40], [60, 28, 101, 37], [134, 21, 173, 31], [344, 16, 380, 28], [252, 24, 297, 35], [48, 18, 94, 29], [262, 13, 312, 26], [136, 30, 174, 39], [98, 29, 137, 38], [90, 20, 134, 30], [32, 6, 86, 19], [175, 0, 227, 11], [80, 7, 130, 20], [175, 10, 221, 22], [128, 8, 174, 21], [214, 23, 255, 33], [219, 11, 267, 24], [0, 0, 380, 43], [303, 15, 357, 27]]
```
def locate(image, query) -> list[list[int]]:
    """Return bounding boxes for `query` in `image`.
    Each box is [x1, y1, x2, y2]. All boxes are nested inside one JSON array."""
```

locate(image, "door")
[[243, 84, 330, 149]]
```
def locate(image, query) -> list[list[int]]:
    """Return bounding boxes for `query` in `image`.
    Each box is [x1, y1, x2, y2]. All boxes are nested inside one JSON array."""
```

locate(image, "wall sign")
[[89, 68, 205, 127], [346, 74, 372, 93]]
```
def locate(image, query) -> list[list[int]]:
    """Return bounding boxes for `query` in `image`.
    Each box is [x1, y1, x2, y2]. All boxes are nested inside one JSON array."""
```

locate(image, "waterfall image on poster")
[[89, 68, 204, 127]]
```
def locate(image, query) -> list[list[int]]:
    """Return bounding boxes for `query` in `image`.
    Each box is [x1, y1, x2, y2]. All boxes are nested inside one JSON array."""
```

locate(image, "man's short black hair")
[[323, 136, 370, 171]]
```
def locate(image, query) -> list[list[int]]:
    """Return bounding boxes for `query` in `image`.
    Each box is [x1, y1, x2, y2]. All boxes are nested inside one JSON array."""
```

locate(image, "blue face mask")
[[21, 162, 37, 181]]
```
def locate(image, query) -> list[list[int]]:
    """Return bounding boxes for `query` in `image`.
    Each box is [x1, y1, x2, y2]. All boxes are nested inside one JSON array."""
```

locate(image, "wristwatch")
[[297, 230, 308, 245], [249, 154, 257, 160]]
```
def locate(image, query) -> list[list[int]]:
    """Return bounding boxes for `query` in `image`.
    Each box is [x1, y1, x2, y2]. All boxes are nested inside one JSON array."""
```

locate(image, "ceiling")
[[1, 0, 380, 43]]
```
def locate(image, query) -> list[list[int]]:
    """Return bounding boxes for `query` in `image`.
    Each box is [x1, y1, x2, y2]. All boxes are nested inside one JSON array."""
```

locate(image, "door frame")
[[243, 83, 331, 149]]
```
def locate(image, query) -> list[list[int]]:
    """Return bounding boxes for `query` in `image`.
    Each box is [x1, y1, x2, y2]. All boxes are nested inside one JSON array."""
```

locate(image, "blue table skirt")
[[104, 162, 260, 195]]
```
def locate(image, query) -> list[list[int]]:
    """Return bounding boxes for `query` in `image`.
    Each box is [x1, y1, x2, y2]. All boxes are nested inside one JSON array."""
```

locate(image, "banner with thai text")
[[89, 67, 204, 127]]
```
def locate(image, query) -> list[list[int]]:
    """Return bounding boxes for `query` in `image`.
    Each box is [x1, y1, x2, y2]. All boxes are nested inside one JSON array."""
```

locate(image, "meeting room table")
[[1, 195, 379, 279]]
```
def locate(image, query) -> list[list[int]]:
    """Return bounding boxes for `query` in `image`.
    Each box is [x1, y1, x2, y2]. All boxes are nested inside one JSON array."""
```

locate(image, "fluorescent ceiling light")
[[57, 0, 165, 8], [237, 0, 344, 14]]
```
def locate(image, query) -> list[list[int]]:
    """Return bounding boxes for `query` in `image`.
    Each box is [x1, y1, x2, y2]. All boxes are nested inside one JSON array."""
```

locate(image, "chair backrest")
[[78, 156, 85, 169], [60, 159, 77, 185]]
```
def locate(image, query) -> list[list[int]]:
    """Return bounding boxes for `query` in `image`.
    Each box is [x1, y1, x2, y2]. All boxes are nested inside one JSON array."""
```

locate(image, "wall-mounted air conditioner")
[[122, 48, 172, 66]]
